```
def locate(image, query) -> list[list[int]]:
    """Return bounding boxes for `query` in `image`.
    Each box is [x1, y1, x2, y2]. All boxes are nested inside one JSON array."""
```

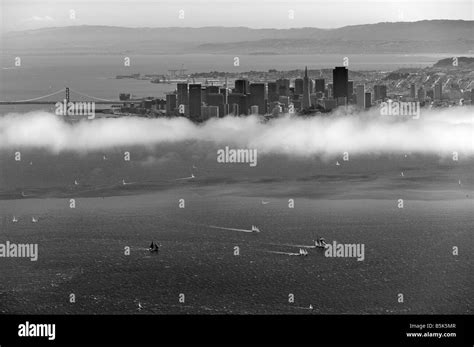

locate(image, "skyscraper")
[[228, 93, 247, 115], [234, 79, 249, 94], [315, 79, 325, 93], [333, 66, 348, 99], [356, 84, 365, 109], [276, 79, 290, 97], [268, 82, 278, 102], [177, 83, 188, 107], [248, 83, 266, 115], [302, 66, 311, 110], [166, 93, 177, 115], [347, 80, 354, 97], [207, 93, 225, 118], [189, 84, 202, 121], [294, 78, 304, 95]]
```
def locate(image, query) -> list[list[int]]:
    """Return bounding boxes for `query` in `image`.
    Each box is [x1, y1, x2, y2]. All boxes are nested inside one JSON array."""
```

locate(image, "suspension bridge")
[[0, 87, 144, 105]]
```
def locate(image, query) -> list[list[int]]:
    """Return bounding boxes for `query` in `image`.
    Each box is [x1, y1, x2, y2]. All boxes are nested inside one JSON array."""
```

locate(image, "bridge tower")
[[65, 87, 70, 104]]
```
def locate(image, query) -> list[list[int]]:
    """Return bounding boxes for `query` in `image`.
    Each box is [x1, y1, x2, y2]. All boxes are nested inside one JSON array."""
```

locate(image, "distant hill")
[[433, 56, 474, 68], [2, 20, 473, 55]]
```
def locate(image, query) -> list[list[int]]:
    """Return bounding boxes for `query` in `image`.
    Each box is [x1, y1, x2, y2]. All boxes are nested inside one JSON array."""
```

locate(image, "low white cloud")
[[0, 107, 473, 157], [30, 16, 54, 22]]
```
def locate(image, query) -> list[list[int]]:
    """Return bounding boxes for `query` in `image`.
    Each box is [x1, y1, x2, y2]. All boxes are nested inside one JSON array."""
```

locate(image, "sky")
[[1, 0, 473, 32]]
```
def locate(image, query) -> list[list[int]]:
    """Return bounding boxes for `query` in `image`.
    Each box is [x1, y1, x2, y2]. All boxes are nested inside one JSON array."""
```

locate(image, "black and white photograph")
[[0, 0, 473, 345]]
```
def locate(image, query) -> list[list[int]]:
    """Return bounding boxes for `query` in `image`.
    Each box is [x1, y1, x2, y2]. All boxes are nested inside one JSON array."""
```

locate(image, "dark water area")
[[0, 147, 473, 314]]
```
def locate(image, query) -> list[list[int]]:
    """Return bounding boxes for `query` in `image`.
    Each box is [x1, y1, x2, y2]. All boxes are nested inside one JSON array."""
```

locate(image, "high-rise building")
[[347, 80, 354, 98], [219, 88, 228, 103], [302, 66, 311, 110], [177, 83, 188, 107], [207, 93, 225, 118], [189, 84, 202, 121], [374, 85, 387, 101], [248, 83, 266, 115], [315, 79, 325, 93], [166, 93, 177, 115], [268, 82, 278, 102], [365, 92, 371, 109], [228, 93, 247, 115], [356, 84, 365, 109], [234, 79, 249, 94], [294, 78, 304, 95], [434, 83, 442, 100], [333, 67, 348, 99], [410, 84, 416, 99], [277, 79, 290, 97]]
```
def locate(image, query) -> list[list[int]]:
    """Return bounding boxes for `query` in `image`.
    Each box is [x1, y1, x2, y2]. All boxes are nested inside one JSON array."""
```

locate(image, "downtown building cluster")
[[116, 65, 474, 119], [160, 66, 383, 121]]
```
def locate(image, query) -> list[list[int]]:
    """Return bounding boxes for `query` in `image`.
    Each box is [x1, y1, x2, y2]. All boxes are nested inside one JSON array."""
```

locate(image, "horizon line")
[[4, 19, 472, 35]]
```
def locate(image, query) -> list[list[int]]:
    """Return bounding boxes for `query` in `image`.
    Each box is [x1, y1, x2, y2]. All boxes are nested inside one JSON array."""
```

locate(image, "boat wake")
[[209, 225, 256, 233], [261, 250, 302, 256]]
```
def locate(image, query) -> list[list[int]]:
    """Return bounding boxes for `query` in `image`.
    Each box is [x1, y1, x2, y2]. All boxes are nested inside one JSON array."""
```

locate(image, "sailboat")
[[74, 180, 79, 185], [298, 248, 308, 256], [31, 217, 38, 223], [336, 161, 341, 166], [314, 237, 327, 248], [401, 172, 404, 177], [251, 225, 260, 233], [12, 216, 18, 223], [148, 241, 160, 253]]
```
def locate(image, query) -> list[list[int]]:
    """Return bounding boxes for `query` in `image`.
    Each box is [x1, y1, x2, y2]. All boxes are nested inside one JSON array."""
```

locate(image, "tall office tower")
[[410, 84, 416, 99], [188, 84, 202, 121], [302, 66, 311, 110], [177, 83, 188, 107], [248, 83, 266, 115], [207, 93, 225, 118], [201, 87, 209, 104], [347, 80, 354, 97], [277, 78, 290, 97], [434, 83, 442, 100], [373, 85, 387, 101], [417, 86, 426, 102], [365, 92, 371, 109], [315, 79, 325, 93], [294, 78, 304, 95], [219, 88, 228, 104], [356, 85, 365, 108], [268, 82, 278, 102], [333, 66, 348, 99], [234, 79, 249, 95], [165, 93, 177, 115], [228, 93, 248, 115]]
